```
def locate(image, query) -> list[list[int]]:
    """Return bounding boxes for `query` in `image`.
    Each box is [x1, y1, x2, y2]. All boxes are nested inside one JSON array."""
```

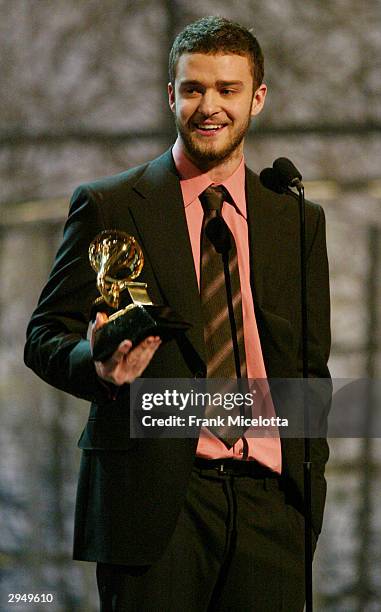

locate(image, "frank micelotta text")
[[140, 415, 288, 428]]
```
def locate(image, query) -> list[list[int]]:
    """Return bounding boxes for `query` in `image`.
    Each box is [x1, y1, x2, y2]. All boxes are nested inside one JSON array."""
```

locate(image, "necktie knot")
[[200, 186, 227, 216]]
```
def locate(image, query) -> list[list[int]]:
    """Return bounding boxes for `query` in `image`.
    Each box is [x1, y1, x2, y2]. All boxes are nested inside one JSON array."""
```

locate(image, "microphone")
[[273, 157, 303, 190], [205, 217, 231, 254], [259, 167, 286, 194]]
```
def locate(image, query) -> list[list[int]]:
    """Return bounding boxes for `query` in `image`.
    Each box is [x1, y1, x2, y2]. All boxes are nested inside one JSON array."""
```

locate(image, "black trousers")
[[97, 465, 306, 612]]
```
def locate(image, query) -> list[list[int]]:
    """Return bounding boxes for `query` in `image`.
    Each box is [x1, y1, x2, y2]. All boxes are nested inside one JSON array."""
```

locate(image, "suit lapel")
[[127, 150, 205, 360], [245, 167, 295, 308], [124, 156, 293, 366]]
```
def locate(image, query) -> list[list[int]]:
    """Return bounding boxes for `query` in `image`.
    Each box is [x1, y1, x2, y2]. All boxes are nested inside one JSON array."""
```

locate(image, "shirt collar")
[[172, 137, 247, 218]]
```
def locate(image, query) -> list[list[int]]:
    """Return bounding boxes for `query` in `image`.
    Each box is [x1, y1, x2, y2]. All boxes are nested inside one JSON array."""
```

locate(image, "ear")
[[168, 82, 176, 113], [251, 83, 267, 117]]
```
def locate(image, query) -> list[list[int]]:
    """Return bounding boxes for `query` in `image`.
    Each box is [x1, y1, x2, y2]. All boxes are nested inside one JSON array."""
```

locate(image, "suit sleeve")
[[305, 204, 332, 537], [24, 185, 113, 403], [304, 204, 331, 379]]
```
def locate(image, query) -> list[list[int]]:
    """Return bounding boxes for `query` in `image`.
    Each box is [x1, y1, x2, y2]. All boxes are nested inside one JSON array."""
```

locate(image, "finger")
[[123, 338, 161, 376], [95, 311, 108, 330], [130, 338, 161, 361], [97, 337, 161, 385], [90, 312, 108, 352], [140, 336, 161, 349], [95, 339, 133, 381], [144, 338, 162, 359], [112, 339, 133, 362]]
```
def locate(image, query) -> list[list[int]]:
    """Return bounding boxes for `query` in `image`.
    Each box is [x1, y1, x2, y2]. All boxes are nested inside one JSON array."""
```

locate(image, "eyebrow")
[[179, 80, 244, 88], [216, 80, 244, 87]]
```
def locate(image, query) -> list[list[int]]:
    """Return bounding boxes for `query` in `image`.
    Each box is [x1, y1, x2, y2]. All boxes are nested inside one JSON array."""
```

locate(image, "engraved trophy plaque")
[[89, 230, 191, 362]]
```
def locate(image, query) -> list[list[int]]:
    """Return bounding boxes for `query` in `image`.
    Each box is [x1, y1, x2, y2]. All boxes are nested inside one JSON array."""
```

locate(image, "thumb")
[[95, 311, 108, 330]]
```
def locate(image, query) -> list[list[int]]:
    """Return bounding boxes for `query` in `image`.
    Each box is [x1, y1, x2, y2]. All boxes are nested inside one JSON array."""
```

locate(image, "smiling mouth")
[[194, 124, 227, 134]]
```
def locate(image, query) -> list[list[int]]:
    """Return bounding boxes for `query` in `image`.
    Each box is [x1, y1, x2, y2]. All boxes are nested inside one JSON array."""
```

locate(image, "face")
[[168, 53, 266, 168]]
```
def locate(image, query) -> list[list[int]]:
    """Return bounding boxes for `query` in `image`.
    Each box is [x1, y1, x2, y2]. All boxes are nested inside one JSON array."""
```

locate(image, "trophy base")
[[92, 303, 191, 362]]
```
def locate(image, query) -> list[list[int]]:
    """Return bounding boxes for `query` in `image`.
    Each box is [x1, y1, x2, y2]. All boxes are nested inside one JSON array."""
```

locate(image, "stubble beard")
[[175, 113, 252, 169]]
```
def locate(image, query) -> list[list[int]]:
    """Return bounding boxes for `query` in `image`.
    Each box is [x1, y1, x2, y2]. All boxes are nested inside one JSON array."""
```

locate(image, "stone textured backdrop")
[[1, 1, 380, 610]]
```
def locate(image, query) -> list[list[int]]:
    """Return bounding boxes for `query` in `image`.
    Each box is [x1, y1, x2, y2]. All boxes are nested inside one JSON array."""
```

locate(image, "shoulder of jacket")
[[73, 161, 150, 199], [72, 148, 176, 202], [245, 165, 325, 220]]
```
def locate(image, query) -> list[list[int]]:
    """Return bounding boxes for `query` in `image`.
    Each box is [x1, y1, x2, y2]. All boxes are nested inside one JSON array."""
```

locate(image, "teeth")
[[197, 124, 222, 130]]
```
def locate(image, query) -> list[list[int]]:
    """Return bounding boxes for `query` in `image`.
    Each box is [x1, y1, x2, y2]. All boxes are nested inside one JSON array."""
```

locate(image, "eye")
[[220, 88, 235, 95], [181, 86, 203, 97]]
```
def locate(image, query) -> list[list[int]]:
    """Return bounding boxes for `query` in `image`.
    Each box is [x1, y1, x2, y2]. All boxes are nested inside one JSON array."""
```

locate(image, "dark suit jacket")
[[24, 149, 331, 565]]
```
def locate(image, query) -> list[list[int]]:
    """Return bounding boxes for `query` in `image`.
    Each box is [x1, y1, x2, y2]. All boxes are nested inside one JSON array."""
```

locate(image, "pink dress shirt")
[[172, 138, 281, 473]]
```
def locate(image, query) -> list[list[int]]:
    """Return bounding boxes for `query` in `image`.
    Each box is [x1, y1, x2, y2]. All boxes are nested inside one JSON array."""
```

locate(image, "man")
[[24, 16, 331, 611]]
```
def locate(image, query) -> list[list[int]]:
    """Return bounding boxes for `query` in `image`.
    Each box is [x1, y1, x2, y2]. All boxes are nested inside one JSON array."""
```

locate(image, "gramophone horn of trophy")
[[89, 230, 191, 362]]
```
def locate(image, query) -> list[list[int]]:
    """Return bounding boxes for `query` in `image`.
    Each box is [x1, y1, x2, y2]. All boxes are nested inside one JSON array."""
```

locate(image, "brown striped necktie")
[[200, 186, 249, 447]]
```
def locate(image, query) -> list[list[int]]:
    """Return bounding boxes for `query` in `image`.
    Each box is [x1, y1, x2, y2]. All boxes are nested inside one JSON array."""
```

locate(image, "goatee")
[[175, 115, 252, 168]]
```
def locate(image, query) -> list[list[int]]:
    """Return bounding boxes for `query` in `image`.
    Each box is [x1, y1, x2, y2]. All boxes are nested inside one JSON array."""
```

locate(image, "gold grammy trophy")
[[89, 230, 190, 362]]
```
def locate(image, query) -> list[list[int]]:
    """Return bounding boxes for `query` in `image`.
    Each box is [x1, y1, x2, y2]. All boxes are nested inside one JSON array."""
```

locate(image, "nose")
[[197, 90, 220, 117]]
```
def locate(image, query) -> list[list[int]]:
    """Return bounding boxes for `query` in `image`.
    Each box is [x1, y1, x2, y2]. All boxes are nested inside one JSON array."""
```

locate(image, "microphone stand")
[[292, 180, 313, 612], [261, 162, 314, 610]]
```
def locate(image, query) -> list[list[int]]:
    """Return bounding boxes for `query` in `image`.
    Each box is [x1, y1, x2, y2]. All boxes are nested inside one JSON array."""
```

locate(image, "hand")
[[91, 312, 162, 385]]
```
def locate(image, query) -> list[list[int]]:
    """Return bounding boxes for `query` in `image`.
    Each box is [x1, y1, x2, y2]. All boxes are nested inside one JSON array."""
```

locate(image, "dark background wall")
[[1, 1, 380, 610]]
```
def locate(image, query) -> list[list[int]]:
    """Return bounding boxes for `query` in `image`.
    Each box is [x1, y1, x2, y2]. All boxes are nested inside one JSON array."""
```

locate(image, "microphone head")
[[205, 217, 231, 254], [259, 167, 286, 194], [273, 157, 303, 188]]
